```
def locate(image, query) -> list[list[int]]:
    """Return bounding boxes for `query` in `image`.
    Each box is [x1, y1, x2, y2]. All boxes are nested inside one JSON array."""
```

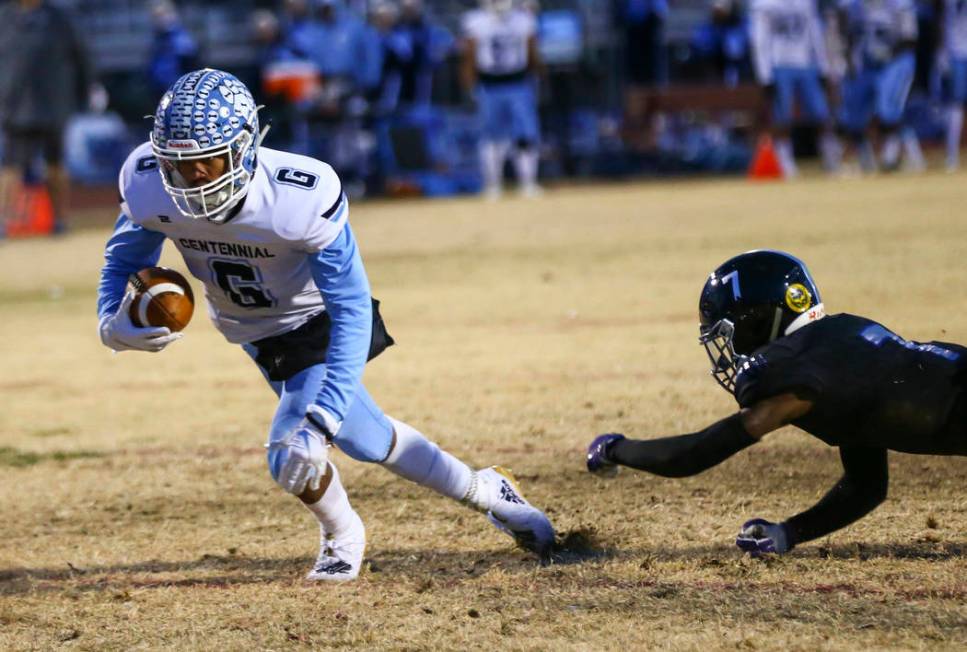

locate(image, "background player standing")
[[941, 0, 967, 171], [587, 250, 967, 555], [749, 0, 841, 177], [837, 0, 919, 172], [96, 69, 555, 582], [460, 0, 543, 199]]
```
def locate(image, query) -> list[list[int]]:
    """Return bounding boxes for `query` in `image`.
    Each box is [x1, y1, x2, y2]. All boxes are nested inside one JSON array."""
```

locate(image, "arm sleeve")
[[783, 446, 889, 547], [307, 223, 372, 423], [608, 413, 757, 478], [749, 3, 774, 84], [734, 350, 824, 409], [97, 214, 166, 319]]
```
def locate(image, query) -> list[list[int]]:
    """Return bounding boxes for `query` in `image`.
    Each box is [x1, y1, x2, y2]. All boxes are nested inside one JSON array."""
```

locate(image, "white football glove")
[[269, 407, 340, 495], [98, 291, 182, 353]]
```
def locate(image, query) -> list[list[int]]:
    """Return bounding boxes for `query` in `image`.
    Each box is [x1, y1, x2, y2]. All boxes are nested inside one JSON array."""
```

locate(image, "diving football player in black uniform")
[[586, 250, 967, 554]]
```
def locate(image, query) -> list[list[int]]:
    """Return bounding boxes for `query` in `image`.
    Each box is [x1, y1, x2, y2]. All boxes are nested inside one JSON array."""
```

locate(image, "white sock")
[[881, 132, 901, 169], [303, 463, 355, 536], [901, 128, 925, 171], [513, 147, 539, 191], [819, 131, 841, 172], [775, 138, 798, 177], [382, 417, 475, 504], [857, 139, 878, 172], [480, 141, 509, 192], [947, 106, 963, 169]]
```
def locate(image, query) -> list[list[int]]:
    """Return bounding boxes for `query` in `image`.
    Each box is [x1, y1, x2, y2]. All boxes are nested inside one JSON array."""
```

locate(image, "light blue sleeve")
[[307, 222, 373, 423], [97, 213, 166, 319]]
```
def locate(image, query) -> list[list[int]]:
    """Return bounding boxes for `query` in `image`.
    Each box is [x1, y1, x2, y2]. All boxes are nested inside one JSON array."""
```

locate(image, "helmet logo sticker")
[[785, 283, 812, 313]]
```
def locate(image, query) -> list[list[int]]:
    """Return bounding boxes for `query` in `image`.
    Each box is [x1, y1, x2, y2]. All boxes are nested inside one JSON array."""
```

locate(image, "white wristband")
[[305, 404, 341, 438]]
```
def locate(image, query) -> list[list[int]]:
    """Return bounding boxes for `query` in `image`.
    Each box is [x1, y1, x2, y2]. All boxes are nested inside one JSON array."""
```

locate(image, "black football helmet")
[[698, 250, 823, 392]]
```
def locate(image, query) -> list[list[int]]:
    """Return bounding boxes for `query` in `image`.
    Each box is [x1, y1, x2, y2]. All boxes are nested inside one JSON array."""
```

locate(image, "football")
[[128, 266, 195, 332]]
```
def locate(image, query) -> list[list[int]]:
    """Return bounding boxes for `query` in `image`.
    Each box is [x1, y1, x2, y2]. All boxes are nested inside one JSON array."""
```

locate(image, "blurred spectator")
[[690, 0, 751, 87], [281, 0, 318, 62], [461, 0, 543, 199], [614, 0, 668, 88], [361, 1, 403, 115], [312, 0, 369, 95], [146, 0, 200, 99], [305, 0, 372, 191], [616, 0, 669, 153], [360, 1, 401, 189], [395, 0, 454, 107], [0, 0, 101, 234], [251, 8, 318, 153]]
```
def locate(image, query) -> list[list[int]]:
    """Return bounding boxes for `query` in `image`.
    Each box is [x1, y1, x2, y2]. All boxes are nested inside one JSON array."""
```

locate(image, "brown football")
[[128, 267, 195, 332]]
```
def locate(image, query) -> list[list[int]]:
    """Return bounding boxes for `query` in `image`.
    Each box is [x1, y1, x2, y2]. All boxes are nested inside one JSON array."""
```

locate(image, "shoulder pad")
[[259, 149, 347, 250], [118, 142, 163, 223]]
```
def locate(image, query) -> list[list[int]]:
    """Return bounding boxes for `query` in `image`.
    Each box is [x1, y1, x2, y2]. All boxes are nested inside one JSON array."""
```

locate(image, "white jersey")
[[118, 142, 348, 343], [841, 0, 917, 67], [944, 0, 967, 59], [462, 8, 536, 77], [750, 0, 830, 83]]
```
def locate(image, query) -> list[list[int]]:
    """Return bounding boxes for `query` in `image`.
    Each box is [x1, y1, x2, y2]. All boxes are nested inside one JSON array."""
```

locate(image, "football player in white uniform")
[[942, 0, 967, 170], [96, 69, 556, 581], [749, 0, 841, 176], [460, 0, 542, 198], [837, 0, 921, 172]]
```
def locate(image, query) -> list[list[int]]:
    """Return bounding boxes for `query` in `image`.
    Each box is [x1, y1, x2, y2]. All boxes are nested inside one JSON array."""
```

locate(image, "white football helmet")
[[150, 68, 262, 223]]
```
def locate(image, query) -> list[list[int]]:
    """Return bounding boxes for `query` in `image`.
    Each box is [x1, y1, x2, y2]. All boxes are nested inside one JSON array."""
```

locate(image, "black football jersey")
[[733, 314, 967, 455]]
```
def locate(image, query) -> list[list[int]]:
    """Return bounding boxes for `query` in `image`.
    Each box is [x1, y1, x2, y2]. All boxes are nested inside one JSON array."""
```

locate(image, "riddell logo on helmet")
[[167, 140, 199, 150]]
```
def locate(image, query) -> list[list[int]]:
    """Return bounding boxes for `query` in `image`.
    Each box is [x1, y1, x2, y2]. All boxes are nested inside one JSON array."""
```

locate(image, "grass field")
[[1, 173, 965, 650]]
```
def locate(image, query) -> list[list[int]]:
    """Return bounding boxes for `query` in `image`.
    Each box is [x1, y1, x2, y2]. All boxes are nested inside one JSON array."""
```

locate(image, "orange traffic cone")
[[6, 185, 54, 237], [748, 135, 783, 181]]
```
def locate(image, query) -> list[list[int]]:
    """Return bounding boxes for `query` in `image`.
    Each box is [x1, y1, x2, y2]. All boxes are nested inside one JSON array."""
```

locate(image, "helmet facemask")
[[150, 69, 262, 224], [153, 127, 256, 223], [699, 318, 746, 393]]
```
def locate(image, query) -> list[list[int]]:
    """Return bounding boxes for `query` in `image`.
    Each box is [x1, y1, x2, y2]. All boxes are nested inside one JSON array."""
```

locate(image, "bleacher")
[[68, 0, 719, 74]]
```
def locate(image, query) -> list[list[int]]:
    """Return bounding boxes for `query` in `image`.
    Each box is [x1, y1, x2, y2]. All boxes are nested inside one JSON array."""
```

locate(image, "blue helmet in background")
[[151, 69, 261, 222]]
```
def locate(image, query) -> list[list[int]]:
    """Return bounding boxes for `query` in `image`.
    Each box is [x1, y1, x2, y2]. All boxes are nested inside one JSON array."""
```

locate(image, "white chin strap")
[[784, 303, 827, 336]]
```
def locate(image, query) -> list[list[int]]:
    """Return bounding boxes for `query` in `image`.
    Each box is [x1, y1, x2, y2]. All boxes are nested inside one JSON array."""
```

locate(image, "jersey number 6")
[[210, 260, 276, 308], [275, 168, 319, 189]]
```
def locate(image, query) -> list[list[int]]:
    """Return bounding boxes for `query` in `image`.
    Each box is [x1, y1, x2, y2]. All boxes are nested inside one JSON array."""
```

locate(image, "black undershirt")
[[783, 447, 888, 547], [607, 415, 891, 549], [608, 414, 755, 477]]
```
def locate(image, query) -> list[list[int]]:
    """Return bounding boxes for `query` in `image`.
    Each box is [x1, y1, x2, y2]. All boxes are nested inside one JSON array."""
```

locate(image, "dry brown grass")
[[1, 172, 965, 651]]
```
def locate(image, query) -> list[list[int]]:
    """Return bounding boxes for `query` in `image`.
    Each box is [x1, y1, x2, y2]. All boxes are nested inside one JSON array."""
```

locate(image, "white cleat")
[[305, 512, 366, 582], [478, 466, 556, 557], [482, 184, 502, 201], [519, 183, 544, 199]]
